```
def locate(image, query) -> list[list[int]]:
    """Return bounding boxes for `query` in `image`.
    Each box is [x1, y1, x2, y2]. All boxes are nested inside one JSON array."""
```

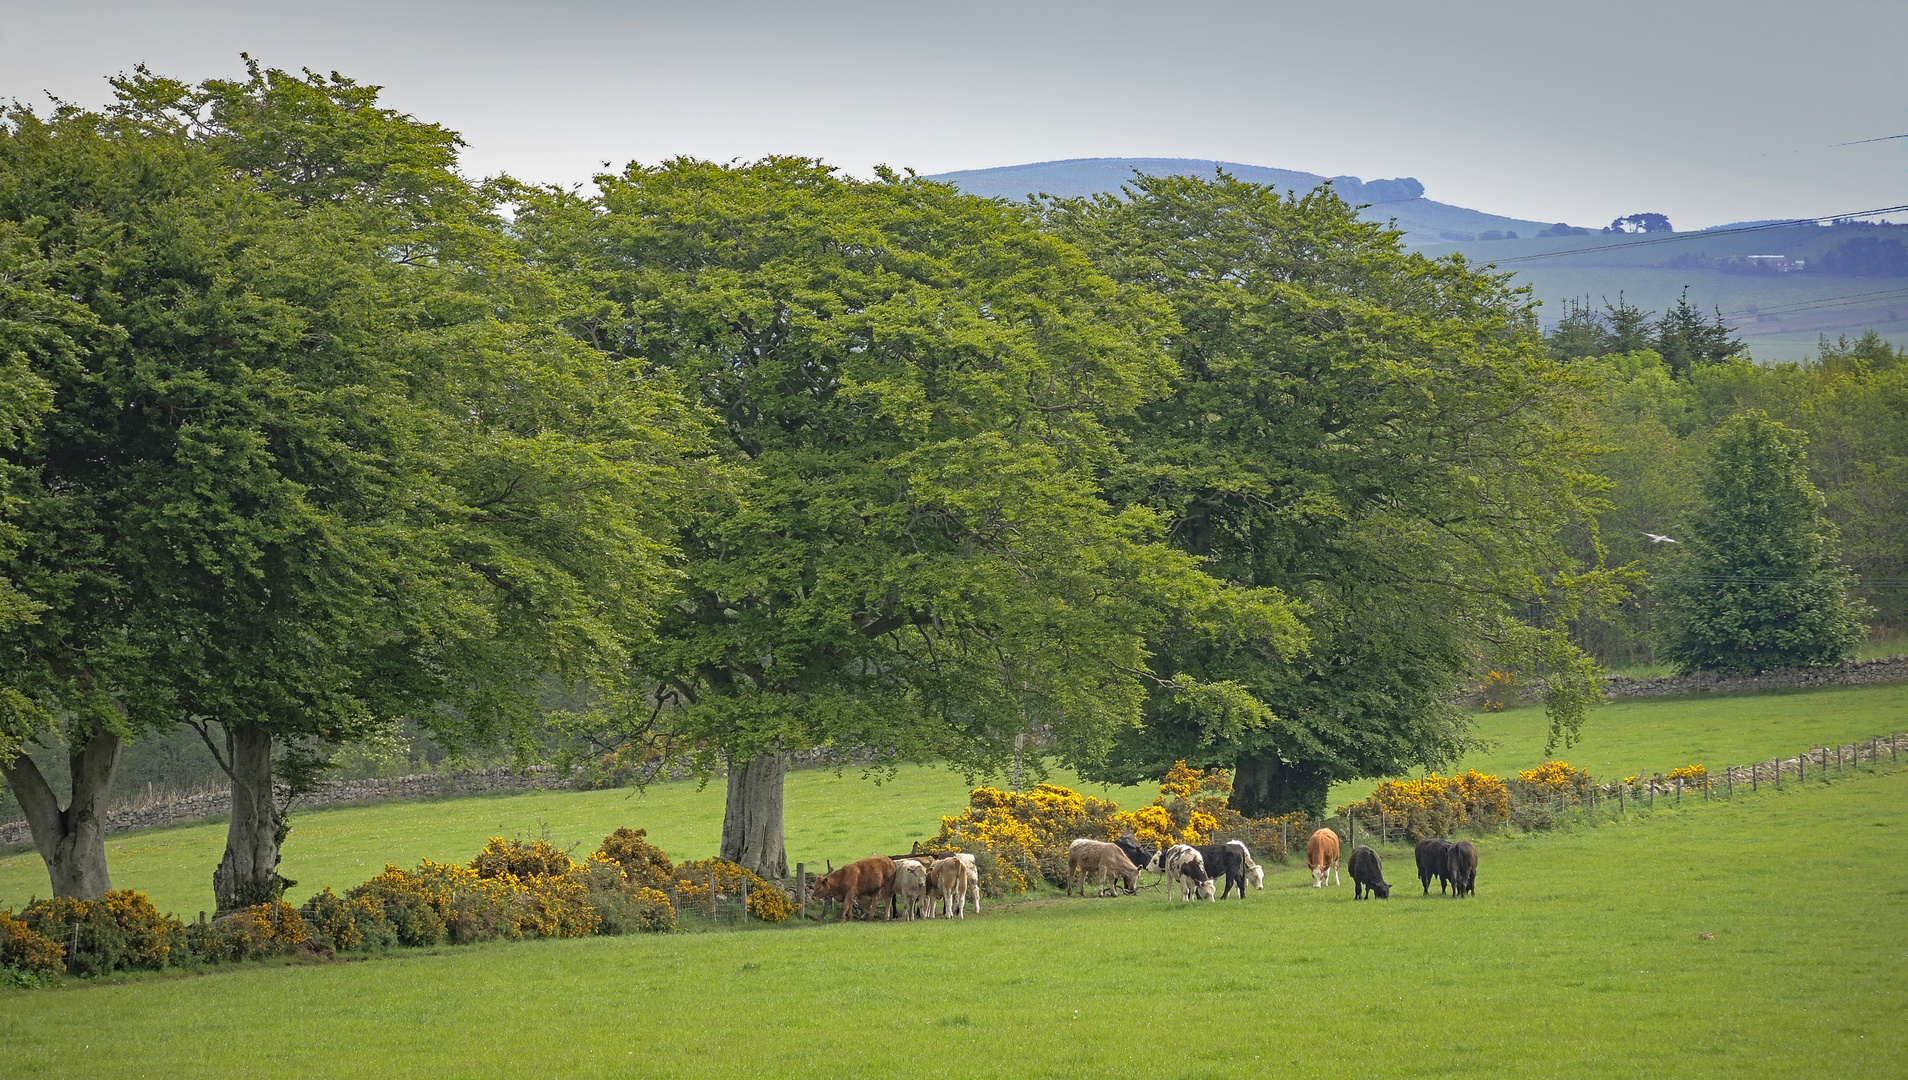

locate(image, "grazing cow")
[[1307, 829, 1342, 888], [810, 855, 896, 922], [1445, 840, 1478, 898], [892, 858, 930, 920], [1347, 844, 1390, 900], [1155, 844, 1211, 902], [1232, 840, 1265, 891], [927, 856, 970, 919], [1415, 838, 1454, 897], [1190, 841, 1255, 899], [1067, 840, 1140, 897], [1113, 835, 1155, 879]]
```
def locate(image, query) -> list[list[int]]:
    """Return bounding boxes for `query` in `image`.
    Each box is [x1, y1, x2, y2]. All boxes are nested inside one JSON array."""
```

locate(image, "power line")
[[1717, 286, 1908, 320], [1833, 133, 1908, 146], [1494, 204, 1908, 264]]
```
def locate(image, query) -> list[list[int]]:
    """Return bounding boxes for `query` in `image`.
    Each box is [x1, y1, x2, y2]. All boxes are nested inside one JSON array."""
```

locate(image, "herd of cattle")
[[805, 829, 1480, 921]]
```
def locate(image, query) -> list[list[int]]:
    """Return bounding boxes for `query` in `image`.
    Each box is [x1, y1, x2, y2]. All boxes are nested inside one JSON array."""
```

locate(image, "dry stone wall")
[[1600, 655, 1908, 698]]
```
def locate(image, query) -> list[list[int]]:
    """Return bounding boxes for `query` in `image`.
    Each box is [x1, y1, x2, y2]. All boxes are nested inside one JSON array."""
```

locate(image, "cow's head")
[[1372, 880, 1391, 899], [1249, 864, 1265, 890]]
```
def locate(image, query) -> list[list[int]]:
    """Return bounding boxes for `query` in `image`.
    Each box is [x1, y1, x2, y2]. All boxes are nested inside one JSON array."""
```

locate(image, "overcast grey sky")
[[3, 0, 1903, 228]]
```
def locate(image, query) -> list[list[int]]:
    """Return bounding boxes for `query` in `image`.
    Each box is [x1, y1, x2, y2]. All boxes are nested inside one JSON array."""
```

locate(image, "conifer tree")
[[1656, 412, 1866, 673]]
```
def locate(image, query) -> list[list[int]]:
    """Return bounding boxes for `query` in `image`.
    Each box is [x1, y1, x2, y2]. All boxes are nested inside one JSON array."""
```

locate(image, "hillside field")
[[1, 755, 1904, 1077], [2, 684, 1903, 919]]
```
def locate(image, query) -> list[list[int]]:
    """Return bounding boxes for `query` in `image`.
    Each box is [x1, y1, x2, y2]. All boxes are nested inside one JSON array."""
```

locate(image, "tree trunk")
[[720, 749, 788, 879], [0, 718, 122, 899], [212, 723, 287, 914], [1230, 753, 1332, 818]]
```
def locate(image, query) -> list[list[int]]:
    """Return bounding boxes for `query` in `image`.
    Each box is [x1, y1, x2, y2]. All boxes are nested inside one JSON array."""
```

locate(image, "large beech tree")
[[513, 160, 1303, 876], [0, 66, 694, 905], [1048, 173, 1617, 815]]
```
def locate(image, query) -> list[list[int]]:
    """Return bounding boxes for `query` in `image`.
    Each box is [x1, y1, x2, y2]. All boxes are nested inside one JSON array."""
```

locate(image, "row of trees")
[[11, 62, 1876, 900], [1566, 330, 1901, 671]]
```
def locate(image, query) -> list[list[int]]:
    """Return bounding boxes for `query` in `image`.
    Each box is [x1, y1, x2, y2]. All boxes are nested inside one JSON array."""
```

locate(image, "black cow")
[[1114, 835, 1154, 879], [1191, 842, 1251, 899], [1347, 844, 1390, 900], [1415, 838, 1453, 896], [1445, 840, 1478, 898]]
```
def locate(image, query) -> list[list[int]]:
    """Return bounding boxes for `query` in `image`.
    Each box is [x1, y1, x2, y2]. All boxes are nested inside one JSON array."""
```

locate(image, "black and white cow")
[[1151, 844, 1211, 902], [1190, 840, 1258, 899]]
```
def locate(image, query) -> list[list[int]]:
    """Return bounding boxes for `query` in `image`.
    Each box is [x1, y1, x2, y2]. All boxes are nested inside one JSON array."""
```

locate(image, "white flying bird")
[[1642, 532, 1678, 544]]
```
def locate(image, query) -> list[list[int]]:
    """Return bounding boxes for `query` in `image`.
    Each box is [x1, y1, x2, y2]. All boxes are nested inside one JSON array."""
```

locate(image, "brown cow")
[[810, 855, 896, 922], [1307, 828, 1341, 888], [927, 856, 970, 919], [1067, 839, 1139, 897]]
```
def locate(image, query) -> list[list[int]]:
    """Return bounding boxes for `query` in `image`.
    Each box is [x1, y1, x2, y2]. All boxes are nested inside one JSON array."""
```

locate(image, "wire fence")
[[1314, 730, 1908, 851]]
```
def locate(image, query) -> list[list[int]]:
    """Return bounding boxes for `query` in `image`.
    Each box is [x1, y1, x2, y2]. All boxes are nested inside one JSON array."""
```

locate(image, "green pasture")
[[1331, 682, 1908, 806], [3, 761, 1905, 1078], [0, 767, 1153, 918], [3, 682, 1903, 917]]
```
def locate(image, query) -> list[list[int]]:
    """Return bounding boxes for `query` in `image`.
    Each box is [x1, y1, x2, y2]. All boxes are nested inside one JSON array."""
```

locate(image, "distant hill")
[[930, 158, 1906, 361], [927, 157, 1563, 243]]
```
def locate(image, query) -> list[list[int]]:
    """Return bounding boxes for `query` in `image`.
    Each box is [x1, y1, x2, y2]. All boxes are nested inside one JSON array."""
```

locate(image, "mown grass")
[[0, 766, 1153, 917], [2, 762, 1904, 1078], [1332, 681, 1908, 806]]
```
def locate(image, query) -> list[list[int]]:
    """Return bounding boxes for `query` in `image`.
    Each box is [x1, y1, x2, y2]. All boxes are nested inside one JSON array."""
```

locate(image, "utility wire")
[[1833, 133, 1908, 146], [1717, 286, 1908, 320], [1495, 204, 1908, 264]]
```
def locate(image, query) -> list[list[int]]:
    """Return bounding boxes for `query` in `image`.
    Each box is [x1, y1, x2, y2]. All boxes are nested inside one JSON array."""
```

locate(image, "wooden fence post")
[[742, 876, 749, 925], [1800, 752, 1806, 783], [1774, 758, 1781, 789], [797, 862, 806, 922], [1725, 766, 1732, 799], [1618, 782, 1625, 813], [709, 868, 717, 920]]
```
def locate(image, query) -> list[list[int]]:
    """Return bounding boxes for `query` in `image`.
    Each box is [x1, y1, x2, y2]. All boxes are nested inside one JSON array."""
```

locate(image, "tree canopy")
[[0, 66, 697, 903], [1046, 172, 1615, 815], [507, 159, 1306, 872]]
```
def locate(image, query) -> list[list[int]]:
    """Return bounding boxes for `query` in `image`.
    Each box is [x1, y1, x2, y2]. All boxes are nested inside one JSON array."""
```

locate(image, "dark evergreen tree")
[[1655, 287, 1743, 376], [1656, 412, 1867, 673]]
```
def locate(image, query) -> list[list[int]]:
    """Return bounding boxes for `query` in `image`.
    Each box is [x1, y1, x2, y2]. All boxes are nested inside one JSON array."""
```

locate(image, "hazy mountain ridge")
[[927, 157, 1562, 242]]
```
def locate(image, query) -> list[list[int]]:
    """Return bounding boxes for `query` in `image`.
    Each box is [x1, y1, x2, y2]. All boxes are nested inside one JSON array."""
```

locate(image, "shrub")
[[582, 860, 678, 934], [471, 836, 575, 881], [1454, 771, 1511, 824], [184, 901, 309, 964], [17, 891, 184, 976], [670, 858, 785, 922], [1480, 670, 1515, 711], [1338, 776, 1467, 841], [1516, 761, 1595, 801], [1667, 764, 1712, 790], [594, 827, 675, 889], [299, 887, 396, 953], [347, 864, 450, 946], [0, 911, 64, 979]]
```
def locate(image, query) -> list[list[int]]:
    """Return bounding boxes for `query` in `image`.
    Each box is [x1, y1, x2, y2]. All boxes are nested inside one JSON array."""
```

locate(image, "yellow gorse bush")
[[1336, 771, 1512, 841], [0, 910, 65, 978], [1517, 761, 1595, 796], [1666, 764, 1711, 789]]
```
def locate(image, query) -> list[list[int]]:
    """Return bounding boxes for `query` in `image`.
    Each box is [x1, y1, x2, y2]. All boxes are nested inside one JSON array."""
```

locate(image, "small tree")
[[1656, 412, 1867, 673]]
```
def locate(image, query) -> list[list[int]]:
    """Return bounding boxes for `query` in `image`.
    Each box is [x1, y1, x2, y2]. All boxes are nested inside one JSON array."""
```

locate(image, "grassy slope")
[[2, 765, 1903, 1078], [1330, 682, 1908, 807], [0, 767, 1152, 917]]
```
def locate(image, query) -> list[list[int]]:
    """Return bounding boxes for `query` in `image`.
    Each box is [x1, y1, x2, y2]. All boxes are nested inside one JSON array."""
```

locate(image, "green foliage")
[[0, 910, 64, 979], [510, 158, 1303, 784], [14, 891, 186, 976], [1046, 171, 1617, 809], [1656, 413, 1867, 673], [298, 887, 396, 953]]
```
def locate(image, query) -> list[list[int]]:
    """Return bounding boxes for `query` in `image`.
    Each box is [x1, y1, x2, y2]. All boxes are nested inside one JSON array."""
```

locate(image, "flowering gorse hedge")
[[1336, 771, 1513, 841], [927, 763, 1312, 893]]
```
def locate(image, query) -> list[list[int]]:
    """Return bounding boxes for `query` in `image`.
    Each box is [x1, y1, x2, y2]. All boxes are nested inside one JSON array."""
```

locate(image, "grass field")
[[3, 683, 1903, 918], [2, 759, 1904, 1078]]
